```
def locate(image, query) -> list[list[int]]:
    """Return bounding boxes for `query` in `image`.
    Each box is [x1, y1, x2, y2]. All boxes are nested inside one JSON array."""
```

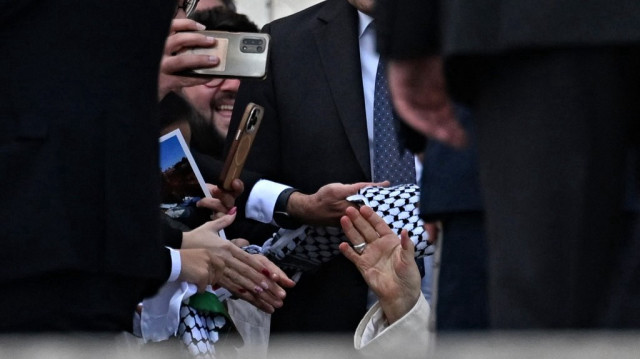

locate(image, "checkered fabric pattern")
[[243, 184, 434, 273], [177, 304, 233, 358]]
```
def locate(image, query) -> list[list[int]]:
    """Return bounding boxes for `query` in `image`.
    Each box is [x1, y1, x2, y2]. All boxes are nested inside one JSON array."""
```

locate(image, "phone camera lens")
[[247, 112, 258, 130], [257, 46, 263, 52], [242, 45, 248, 51]]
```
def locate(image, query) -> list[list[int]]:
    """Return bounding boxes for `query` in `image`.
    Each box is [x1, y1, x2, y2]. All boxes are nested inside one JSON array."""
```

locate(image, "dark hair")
[[221, 0, 236, 12], [191, 7, 258, 33]]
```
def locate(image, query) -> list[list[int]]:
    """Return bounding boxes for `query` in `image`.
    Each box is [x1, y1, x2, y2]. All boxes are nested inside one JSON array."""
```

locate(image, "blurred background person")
[[0, 0, 176, 333], [196, 0, 236, 12], [376, 0, 640, 329]]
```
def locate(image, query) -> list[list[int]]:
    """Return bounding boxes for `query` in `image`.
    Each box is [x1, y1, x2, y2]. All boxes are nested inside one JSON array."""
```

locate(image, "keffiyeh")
[[244, 184, 434, 273]]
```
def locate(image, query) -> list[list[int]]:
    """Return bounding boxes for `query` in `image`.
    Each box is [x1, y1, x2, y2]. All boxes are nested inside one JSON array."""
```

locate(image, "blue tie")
[[372, 59, 424, 277], [372, 60, 416, 186]]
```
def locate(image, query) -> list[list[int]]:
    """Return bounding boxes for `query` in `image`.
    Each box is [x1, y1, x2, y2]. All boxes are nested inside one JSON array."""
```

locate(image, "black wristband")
[[273, 187, 301, 229]]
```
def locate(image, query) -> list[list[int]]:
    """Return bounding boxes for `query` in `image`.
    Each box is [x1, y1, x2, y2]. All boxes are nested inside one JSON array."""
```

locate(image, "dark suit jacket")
[[377, 0, 640, 329], [377, 0, 640, 59], [420, 105, 483, 219], [0, 1, 173, 293], [226, 0, 370, 333]]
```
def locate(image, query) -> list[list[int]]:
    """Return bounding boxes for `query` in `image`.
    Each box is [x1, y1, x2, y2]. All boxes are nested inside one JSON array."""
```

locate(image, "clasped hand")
[[179, 180, 295, 314]]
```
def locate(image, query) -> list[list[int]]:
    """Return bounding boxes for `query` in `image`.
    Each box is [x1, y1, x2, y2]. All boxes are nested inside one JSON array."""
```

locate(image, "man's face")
[[181, 78, 240, 138], [347, 0, 375, 15]]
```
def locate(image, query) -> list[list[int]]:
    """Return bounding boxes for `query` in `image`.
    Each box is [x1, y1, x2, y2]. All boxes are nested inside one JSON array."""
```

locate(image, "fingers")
[[338, 241, 363, 268], [373, 180, 391, 188], [344, 181, 374, 194], [200, 211, 236, 233], [254, 255, 296, 288], [210, 185, 239, 210], [161, 52, 219, 75], [221, 246, 289, 301], [230, 178, 245, 197], [424, 103, 468, 148], [343, 206, 389, 244], [424, 221, 440, 245], [387, 56, 468, 148], [165, 31, 216, 55], [218, 267, 285, 312], [230, 238, 250, 247], [399, 229, 416, 257], [196, 196, 227, 213], [232, 292, 276, 314], [169, 18, 206, 34], [357, 180, 390, 189], [358, 205, 395, 238], [341, 209, 365, 245]]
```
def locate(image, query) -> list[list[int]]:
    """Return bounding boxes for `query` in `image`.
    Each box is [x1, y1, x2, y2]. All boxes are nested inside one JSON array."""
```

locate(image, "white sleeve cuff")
[[357, 294, 430, 350], [166, 247, 181, 282], [246, 179, 291, 224], [360, 302, 390, 347]]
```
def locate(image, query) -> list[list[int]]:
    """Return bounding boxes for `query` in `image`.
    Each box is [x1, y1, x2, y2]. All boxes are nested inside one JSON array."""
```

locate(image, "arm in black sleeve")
[[375, 0, 440, 59], [161, 218, 183, 249]]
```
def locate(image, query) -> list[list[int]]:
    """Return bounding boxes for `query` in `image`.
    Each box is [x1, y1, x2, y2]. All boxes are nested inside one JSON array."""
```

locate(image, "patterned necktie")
[[372, 59, 417, 186], [372, 59, 424, 277]]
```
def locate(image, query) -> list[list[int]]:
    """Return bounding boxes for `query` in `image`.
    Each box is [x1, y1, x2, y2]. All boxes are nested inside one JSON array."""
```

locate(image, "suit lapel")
[[313, 0, 371, 179]]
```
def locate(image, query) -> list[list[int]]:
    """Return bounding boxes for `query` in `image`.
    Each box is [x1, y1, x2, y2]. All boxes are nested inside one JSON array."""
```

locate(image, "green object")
[[188, 292, 229, 319]]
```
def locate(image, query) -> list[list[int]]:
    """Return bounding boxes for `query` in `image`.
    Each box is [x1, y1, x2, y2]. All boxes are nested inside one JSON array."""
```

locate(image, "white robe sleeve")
[[355, 295, 432, 358]]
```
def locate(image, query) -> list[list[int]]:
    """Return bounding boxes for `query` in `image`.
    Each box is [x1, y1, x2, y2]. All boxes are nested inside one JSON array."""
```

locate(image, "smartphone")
[[219, 103, 264, 191], [178, 31, 270, 79]]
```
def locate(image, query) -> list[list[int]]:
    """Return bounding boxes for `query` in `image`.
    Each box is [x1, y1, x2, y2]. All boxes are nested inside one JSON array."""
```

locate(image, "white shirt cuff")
[[166, 247, 181, 282], [246, 179, 291, 224]]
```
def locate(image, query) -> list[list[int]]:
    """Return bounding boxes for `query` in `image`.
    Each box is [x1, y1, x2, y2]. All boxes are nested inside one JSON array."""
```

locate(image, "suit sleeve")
[[375, 0, 440, 59]]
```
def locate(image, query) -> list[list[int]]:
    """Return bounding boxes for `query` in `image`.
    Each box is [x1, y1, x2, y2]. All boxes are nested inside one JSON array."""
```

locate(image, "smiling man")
[[181, 7, 259, 160]]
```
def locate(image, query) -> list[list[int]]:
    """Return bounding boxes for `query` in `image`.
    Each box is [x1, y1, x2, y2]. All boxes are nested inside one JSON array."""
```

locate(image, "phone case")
[[182, 31, 270, 79], [219, 103, 264, 191]]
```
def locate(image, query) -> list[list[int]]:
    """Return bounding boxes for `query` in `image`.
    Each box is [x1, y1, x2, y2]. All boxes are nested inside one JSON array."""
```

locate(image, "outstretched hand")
[[288, 181, 389, 226], [181, 212, 296, 313], [339, 206, 422, 324]]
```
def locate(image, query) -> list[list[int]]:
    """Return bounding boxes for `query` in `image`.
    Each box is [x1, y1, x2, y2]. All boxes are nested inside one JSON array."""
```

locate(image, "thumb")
[[202, 211, 237, 233]]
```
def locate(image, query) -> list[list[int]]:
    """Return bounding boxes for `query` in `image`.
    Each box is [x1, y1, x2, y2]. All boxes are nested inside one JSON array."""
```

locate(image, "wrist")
[[273, 188, 302, 229], [180, 231, 195, 249], [286, 191, 306, 220], [378, 290, 421, 325]]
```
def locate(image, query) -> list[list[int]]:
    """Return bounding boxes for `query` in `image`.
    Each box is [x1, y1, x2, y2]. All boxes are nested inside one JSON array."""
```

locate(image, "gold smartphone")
[[219, 103, 264, 191], [179, 31, 270, 79]]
